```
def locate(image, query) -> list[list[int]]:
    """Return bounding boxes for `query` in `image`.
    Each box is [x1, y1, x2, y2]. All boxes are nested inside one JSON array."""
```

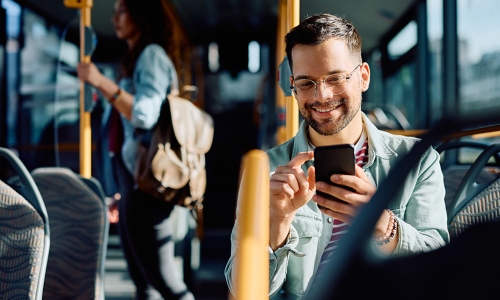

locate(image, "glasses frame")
[[290, 64, 361, 100]]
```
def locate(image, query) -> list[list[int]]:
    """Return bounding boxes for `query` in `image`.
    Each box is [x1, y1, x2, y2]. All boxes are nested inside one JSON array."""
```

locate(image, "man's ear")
[[289, 75, 294, 87], [360, 63, 370, 92]]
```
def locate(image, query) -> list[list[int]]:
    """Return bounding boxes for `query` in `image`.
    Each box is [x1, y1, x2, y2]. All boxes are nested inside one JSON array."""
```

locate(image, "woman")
[[77, 0, 194, 299]]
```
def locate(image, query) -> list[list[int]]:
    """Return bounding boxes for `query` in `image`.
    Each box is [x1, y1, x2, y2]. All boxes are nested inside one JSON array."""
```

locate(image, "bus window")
[[459, 134, 500, 165], [458, 0, 500, 114], [427, 0, 443, 125], [208, 42, 219, 73], [388, 20, 417, 60], [248, 41, 260, 73]]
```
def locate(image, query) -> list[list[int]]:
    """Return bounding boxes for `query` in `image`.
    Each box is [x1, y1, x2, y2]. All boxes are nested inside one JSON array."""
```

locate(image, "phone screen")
[[314, 144, 355, 208]]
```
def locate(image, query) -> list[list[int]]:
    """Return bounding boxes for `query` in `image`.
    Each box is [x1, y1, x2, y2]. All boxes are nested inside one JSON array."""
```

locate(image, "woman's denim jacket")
[[225, 114, 450, 299], [101, 43, 178, 178]]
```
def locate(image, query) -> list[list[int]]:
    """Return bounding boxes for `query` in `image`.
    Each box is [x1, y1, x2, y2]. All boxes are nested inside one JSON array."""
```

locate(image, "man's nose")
[[314, 82, 333, 100]]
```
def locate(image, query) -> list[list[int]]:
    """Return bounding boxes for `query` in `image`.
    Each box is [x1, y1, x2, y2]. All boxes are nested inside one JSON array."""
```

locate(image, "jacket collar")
[[292, 112, 398, 169], [362, 112, 398, 161]]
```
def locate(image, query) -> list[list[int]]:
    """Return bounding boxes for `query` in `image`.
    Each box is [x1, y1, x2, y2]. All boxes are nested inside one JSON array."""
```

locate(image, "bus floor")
[[104, 229, 231, 300]]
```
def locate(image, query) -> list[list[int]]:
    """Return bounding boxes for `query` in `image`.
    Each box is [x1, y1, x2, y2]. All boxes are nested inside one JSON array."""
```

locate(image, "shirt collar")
[[353, 127, 367, 154], [361, 112, 398, 160]]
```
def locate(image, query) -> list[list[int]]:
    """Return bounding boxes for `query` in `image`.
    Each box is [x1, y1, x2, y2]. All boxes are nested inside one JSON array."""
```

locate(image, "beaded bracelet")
[[373, 210, 398, 246], [108, 88, 122, 104]]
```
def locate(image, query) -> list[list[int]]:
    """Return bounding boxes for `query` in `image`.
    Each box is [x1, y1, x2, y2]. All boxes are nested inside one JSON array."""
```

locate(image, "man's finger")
[[313, 193, 356, 214], [307, 166, 316, 192], [270, 181, 294, 200], [355, 165, 371, 184], [275, 165, 311, 192], [271, 173, 300, 193], [329, 174, 364, 193], [285, 151, 314, 168]]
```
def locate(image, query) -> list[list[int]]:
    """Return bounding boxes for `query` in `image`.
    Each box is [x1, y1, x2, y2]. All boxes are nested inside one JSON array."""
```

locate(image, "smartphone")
[[314, 144, 355, 209]]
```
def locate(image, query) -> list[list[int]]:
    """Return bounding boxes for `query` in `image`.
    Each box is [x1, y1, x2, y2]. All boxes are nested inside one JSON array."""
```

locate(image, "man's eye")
[[297, 82, 314, 89], [326, 76, 342, 84]]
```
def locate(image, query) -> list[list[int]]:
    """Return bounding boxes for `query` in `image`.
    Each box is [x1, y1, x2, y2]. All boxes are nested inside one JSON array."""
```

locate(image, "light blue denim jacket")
[[225, 113, 449, 299], [104, 43, 178, 175]]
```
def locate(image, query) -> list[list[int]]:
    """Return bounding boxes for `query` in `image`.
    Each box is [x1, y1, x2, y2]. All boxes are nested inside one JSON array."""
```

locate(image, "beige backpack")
[[135, 95, 214, 210]]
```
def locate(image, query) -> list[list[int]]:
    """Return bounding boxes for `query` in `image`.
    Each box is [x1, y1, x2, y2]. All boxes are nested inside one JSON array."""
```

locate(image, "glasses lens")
[[325, 74, 347, 95], [294, 80, 316, 100], [294, 74, 350, 100]]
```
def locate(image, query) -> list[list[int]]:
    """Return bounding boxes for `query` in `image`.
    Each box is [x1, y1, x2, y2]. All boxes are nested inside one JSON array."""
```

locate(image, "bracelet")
[[108, 88, 122, 104], [373, 210, 398, 246]]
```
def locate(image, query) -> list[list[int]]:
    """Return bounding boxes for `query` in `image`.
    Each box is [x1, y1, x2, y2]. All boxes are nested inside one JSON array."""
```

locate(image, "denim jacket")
[[225, 113, 449, 299], [102, 43, 178, 176]]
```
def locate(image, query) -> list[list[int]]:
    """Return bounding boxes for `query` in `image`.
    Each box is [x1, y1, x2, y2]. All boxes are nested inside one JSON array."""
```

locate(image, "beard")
[[300, 98, 360, 136]]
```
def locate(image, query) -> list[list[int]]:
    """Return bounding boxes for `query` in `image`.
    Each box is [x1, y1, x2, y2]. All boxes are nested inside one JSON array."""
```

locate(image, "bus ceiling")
[[13, 0, 415, 51]]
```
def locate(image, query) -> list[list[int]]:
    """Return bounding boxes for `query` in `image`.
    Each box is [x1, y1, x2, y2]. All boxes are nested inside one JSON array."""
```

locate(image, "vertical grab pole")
[[80, 6, 92, 178], [276, 0, 287, 145], [285, 0, 300, 141], [64, 0, 93, 178], [234, 150, 270, 300]]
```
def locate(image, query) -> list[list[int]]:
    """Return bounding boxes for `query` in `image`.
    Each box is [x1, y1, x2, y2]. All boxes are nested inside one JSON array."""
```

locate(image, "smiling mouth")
[[314, 107, 334, 112], [313, 103, 342, 113]]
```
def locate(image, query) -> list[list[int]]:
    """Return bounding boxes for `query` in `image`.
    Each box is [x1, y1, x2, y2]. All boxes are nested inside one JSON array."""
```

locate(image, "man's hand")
[[269, 151, 315, 250], [313, 165, 398, 253], [312, 165, 376, 224], [270, 151, 316, 218]]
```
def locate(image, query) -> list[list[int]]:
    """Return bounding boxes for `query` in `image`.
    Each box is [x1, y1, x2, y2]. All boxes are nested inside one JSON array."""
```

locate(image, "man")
[[225, 14, 449, 299]]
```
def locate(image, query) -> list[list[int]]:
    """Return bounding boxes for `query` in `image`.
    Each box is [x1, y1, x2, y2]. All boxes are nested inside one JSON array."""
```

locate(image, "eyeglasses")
[[290, 64, 361, 100]]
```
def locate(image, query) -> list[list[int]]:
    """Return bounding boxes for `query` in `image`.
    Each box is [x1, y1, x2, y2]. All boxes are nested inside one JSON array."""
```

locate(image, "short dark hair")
[[285, 14, 362, 72]]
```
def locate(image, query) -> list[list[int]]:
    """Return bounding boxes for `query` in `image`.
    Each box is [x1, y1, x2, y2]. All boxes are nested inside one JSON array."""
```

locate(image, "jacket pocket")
[[293, 213, 322, 237]]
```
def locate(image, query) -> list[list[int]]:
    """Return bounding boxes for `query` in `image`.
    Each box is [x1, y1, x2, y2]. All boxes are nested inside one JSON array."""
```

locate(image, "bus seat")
[[442, 165, 496, 212], [0, 147, 50, 300], [447, 144, 500, 239], [361, 103, 412, 130], [31, 167, 108, 300], [449, 177, 500, 239], [436, 141, 500, 213]]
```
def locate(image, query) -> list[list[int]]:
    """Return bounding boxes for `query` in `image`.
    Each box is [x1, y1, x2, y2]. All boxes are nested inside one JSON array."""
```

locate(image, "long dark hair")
[[121, 0, 175, 78]]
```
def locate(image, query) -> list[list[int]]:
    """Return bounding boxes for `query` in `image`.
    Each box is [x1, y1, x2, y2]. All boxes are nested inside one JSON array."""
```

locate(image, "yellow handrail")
[[285, 0, 300, 141], [382, 124, 500, 139], [233, 150, 270, 300], [384, 129, 427, 137], [64, 0, 93, 178], [276, 0, 287, 145], [276, 0, 301, 144]]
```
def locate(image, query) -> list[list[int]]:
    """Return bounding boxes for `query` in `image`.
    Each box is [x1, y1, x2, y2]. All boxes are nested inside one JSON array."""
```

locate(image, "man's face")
[[290, 38, 369, 136]]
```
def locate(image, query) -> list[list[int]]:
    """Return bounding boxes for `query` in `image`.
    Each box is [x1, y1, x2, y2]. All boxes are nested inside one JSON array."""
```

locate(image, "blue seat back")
[[32, 167, 108, 300], [0, 147, 50, 300]]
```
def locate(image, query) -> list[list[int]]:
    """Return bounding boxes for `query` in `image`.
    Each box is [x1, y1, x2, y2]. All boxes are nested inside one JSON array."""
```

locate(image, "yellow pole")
[[234, 150, 270, 300], [64, 0, 93, 178], [276, 0, 287, 145], [285, 0, 300, 141], [80, 6, 92, 178]]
